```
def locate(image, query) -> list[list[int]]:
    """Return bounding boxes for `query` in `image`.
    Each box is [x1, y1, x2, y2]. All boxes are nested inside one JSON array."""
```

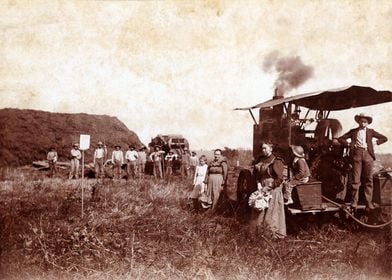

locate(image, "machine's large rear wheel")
[[236, 170, 255, 222]]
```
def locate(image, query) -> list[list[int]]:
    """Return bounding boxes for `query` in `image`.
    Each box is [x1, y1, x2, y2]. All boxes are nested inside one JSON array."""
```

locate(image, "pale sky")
[[1, 0, 391, 152]]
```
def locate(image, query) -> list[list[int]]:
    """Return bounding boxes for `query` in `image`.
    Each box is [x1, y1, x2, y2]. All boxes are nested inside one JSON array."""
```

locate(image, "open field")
[[0, 168, 391, 280]]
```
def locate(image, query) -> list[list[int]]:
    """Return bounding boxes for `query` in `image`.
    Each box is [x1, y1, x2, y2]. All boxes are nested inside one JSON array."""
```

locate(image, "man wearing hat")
[[180, 147, 191, 179], [189, 151, 199, 180], [338, 113, 388, 209], [111, 145, 124, 180], [125, 145, 139, 180], [164, 150, 178, 179], [137, 146, 148, 177], [93, 141, 107, 179], [149, 145, 165, 179], [69, 143, 82, 179]]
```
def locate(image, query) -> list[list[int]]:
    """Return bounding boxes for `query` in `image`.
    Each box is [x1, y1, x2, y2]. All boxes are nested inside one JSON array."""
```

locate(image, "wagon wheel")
[[103, 159, 114, 179], [237, 174, 250, 204], [236, 171, 255, 222]]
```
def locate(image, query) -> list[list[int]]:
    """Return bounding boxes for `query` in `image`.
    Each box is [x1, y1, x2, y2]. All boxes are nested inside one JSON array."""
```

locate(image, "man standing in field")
[[338, 113, 388, 209], [137, 146, 147, 177], [111, 145, 124, 180], [47, 147, 58, 178], [93, 141, 107, 179], [125, 145, 139, 180], [189, 151, 199, 179], [150, 145, 165, 179], [180, 147, 191, 179], [69, 143, 82, 179], [164, 150, 177, 180]]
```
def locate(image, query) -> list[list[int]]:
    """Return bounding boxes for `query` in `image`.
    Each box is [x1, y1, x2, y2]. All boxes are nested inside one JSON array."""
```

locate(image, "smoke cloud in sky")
[[262, 51, 314, 96]]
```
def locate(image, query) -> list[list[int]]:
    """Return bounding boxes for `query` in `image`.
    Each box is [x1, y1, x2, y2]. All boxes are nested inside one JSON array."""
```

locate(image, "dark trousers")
[[49, 161, 57, 177], [181, 164, 189, 178], [153, 162, 163, 179], [190, 166, 197, 180], [351, 148, 373, 203]]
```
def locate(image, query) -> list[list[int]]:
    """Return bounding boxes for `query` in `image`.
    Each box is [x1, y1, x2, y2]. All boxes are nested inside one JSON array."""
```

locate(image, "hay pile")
[[0, 108, 142, 166]]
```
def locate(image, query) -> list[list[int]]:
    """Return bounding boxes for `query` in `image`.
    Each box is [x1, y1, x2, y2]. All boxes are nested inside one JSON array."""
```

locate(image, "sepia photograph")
[[0, 0, 391, 279]]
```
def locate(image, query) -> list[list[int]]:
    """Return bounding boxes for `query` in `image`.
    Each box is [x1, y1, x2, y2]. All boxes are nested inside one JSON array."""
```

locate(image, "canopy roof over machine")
[[235, 85, 392, 111]]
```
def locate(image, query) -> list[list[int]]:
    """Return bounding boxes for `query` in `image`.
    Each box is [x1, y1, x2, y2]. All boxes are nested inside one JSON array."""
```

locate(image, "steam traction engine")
[[229, 86, 392, 218]]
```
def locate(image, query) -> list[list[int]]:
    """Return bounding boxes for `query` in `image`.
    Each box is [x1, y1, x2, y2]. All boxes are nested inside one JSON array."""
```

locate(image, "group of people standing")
[[46, 141, 202, 181], [189, 149, 228, 211], [47, 142, 148, 180], [90, 142, 148, 180], [107, 144, 147, 180], [149, 146, 199, 180]]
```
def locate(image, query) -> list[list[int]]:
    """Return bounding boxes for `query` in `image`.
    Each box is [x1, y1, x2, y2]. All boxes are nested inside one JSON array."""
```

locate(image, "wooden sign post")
[[79, 134, 90, 218]]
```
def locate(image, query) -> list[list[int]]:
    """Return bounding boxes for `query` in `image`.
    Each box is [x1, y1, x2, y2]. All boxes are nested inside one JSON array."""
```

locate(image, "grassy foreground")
[[0, 169, 391, 280]]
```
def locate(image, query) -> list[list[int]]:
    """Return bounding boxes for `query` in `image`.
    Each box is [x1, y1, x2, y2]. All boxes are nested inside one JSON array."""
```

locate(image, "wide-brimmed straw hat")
[[73, 143, 79, 147], [115, 145, 121, 149], [97, 141, 103, 145], [291, 145, 305, 158], [354, 113, 372, 124]]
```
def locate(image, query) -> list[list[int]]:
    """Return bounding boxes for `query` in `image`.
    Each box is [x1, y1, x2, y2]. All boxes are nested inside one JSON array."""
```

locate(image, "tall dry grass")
[[0, 168, 391, 280]]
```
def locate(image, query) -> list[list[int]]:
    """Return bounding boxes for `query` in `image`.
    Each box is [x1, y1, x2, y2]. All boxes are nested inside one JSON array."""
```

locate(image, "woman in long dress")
[[250, 142, 286, 239], [204, 149, 228, 211]]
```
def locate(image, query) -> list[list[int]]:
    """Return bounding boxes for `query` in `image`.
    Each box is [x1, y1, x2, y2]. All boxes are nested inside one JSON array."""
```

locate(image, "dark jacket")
[[338, 127, 387, 160], [253, 154, 284, 189], [292, 158, 311, 180]]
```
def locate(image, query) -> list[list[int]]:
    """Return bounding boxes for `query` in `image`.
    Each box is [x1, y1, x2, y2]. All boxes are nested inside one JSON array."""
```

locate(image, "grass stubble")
[[0, 168, 391, 280]]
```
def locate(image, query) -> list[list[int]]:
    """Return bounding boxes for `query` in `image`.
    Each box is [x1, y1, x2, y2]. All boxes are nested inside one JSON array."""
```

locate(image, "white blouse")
[[193, 164, 208, 185]]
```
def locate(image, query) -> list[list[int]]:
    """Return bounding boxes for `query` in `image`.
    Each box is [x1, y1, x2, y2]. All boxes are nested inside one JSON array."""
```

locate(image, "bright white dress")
[[190, 164, 208, 199]]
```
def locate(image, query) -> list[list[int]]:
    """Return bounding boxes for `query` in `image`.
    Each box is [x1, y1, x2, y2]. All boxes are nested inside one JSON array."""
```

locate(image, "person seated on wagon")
[[283, 145, 311, 205]]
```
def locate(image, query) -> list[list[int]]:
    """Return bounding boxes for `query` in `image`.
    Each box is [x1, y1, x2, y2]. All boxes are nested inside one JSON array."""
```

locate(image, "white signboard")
[[79, 134, 90, 150]]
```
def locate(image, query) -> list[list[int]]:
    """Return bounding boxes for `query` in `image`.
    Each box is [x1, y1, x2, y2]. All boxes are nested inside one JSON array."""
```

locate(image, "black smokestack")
[[262, 51, 314, 96]]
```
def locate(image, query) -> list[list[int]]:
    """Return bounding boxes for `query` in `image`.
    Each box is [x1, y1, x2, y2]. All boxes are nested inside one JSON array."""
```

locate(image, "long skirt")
[[250, 185, 286, 239], [206, 174, 223, 210]]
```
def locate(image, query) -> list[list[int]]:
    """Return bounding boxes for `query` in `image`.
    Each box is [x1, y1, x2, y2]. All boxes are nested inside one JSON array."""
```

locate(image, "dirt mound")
[[0, 108, 143, 166]]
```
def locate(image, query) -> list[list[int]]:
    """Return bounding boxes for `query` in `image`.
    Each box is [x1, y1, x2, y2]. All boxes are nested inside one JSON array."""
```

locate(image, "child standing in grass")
[[189, 155, 208, 211]]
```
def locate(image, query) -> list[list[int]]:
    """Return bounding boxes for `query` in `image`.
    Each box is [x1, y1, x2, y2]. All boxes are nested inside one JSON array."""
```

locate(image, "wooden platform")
[[287, 201, 366, 215]]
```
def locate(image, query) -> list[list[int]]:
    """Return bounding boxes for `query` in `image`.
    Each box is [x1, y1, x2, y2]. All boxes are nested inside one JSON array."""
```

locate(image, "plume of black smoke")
[[262, 51, 314, 96]]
